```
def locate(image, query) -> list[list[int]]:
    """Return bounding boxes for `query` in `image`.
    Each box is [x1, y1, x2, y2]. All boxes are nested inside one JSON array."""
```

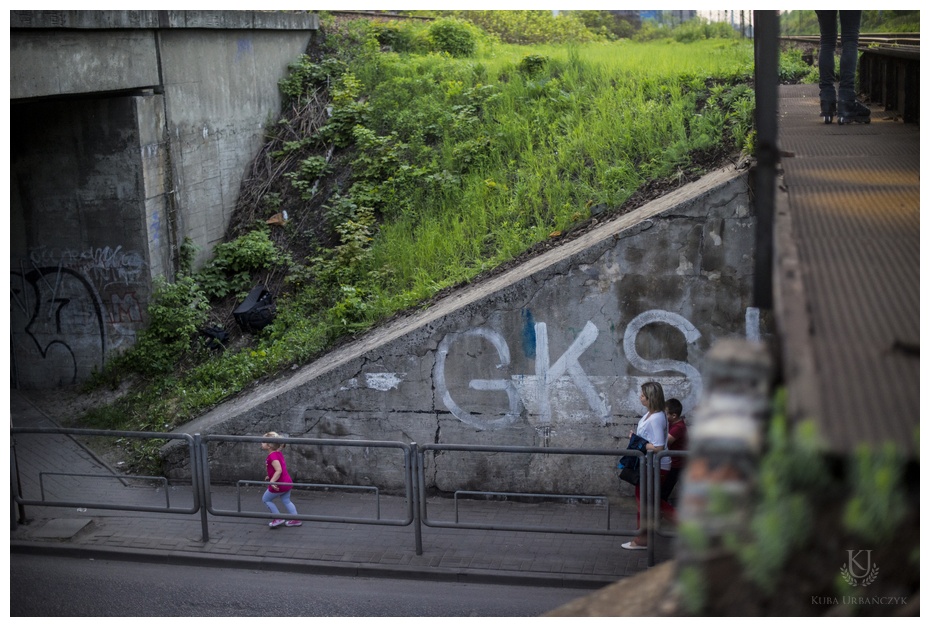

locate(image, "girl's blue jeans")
[[262, 489, 298, 515]]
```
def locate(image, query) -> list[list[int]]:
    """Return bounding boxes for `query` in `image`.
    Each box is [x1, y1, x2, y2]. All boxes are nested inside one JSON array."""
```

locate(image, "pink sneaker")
[[285, 520, 302, 527], [269, 519, 285, 528]]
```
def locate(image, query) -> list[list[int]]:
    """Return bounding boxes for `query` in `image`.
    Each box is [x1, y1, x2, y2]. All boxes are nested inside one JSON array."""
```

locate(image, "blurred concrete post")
[[675, 338, 774, 579]]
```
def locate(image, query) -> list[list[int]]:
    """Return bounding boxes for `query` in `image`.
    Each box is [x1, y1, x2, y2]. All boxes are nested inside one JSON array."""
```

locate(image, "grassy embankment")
[[85, 21, 762, 437]]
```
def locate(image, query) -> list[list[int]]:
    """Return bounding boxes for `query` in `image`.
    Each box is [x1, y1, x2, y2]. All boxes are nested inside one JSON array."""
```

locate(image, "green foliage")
[[517, 54, 549, 77], [85, 26, 759, 433], [278, 56, 347, 104], [312, 204, 376, 290], [366, 20, 418, 53], [568, 10, 636, 40], [316, 72, 368, 147], [283, 155, 332, 200], [843, 442, 907, 542], [178, 237, 197, 276], [724, 389, 914, 599], [196, 229, 291, 299], [677, 564, 708, 616], [673, 18, 740, 43], [427, 18, 479, 57], [726, 389, 829, 592], [779, 47, 814, 84], [124, 275, 210, 376], [421, 10, 604, 45]]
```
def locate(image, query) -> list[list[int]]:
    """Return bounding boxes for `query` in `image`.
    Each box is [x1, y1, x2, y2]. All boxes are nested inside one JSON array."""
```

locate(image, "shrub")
[[278, 56, 347, 104], [125, 276, 210, 376], [196, 229, 291, 299], [517, 54, 549, 77], [428, 18, 478, 57]]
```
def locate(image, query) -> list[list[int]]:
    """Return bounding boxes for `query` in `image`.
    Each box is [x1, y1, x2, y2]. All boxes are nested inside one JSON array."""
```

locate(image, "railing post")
[[11, 437, 25, 528], [193, 433, 210, 542], [411, 442, 423, 555], [646, 450, 656, 567]]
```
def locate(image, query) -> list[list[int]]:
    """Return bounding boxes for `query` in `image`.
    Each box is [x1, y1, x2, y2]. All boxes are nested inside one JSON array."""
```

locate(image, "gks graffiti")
[[433, 309, 759, 430]]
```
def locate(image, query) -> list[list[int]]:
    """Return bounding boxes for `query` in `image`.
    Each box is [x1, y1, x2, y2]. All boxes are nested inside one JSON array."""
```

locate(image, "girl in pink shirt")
[[261, 432, 301, 528]]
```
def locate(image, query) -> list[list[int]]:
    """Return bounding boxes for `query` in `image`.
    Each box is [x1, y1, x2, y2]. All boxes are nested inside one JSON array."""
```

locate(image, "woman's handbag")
[[617, 433, 649, 486]]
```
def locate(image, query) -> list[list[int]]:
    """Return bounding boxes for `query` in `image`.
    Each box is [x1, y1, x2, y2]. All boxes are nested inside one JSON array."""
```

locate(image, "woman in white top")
[[621, 381, 667, 550]]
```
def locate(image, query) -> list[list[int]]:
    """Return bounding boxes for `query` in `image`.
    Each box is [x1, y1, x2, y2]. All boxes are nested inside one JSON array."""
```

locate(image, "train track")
[[781, 32, 919, 59]]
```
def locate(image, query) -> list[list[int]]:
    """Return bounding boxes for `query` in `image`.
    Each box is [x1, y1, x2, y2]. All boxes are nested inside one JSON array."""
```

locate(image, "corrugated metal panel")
[[773, 84, 919, 457]]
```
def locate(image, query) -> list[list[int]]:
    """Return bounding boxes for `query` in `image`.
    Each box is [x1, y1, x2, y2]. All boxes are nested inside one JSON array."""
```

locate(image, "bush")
[[125, 276, 210, 376], [196, 229, 291, 299], [428, 18, 478, 57], [517, 54, 549, 77]]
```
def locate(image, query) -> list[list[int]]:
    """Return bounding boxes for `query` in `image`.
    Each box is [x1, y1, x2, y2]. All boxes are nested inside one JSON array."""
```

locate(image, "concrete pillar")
[[674, 338, 774, 607]]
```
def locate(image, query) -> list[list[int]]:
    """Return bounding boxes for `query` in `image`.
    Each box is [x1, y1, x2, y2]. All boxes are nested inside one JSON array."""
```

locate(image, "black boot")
[[838, 100, 870, 125], [820, 100, 837, 124]]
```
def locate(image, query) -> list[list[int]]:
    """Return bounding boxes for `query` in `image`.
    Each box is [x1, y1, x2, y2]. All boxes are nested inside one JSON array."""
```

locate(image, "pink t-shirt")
[[265, 450, 293, 492]]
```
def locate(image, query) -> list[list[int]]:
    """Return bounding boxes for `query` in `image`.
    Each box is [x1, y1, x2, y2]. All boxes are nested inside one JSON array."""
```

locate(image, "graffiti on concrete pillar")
[[12, 245, 148, 387], [28, 245, 145, 290], [10, 266, 108, 386], [623, 309, 703, 412]]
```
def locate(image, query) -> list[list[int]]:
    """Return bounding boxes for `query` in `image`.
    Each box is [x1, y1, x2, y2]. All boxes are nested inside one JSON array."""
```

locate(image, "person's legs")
[[262, 489, 281, 514], [816, 10, 838, 108], [623, 484, 647, 548], [835, 10, 869, 123], [837, 10, 862, 102], [659, 468, 679, 524], [659, 467, 680, 503], [263, 490, 286, 526], [279, 490, 298, 515]]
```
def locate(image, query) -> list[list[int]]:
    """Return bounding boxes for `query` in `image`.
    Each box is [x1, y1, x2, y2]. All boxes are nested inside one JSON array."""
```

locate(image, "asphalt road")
[[10, 553, 593, 617]]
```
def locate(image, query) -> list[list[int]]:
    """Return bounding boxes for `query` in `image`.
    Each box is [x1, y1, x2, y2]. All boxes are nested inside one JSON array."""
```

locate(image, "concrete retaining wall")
[[169, 166, 766, 496]]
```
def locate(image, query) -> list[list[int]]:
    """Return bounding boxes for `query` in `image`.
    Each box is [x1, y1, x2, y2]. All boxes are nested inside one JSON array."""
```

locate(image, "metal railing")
[[40, 472, 172, 508], [452, 490, 611, 527], [10, 427, 201, 518], [235, 480, 382, 519], [12, 427, 681, 564], [196, 433, 420, 549], [650, 449, 690, 566], [416, 443, 644, 537]]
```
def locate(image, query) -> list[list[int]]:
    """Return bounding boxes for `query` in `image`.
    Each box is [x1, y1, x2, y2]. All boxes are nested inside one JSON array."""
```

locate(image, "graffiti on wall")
[[11, 246, 148, 386], [27, 245, 146, 290], [431, 308, 760, 430], [11, 266, 108, 385]]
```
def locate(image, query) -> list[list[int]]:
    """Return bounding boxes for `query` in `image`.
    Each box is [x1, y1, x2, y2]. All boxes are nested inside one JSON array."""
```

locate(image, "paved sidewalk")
[[10, 390, 674, 588]]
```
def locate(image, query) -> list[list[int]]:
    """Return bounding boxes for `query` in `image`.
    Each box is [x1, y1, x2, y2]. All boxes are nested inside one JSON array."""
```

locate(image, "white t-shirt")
[[637, 410, 670, 470]]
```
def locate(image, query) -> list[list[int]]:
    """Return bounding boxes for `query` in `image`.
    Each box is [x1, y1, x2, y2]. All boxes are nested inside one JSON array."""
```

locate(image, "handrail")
[[197, 434, 417, 549], [417, 442, 645, 537], [12, 428, 675, 564], [10, 427, 199, 516], [235, 479, 382, 519]]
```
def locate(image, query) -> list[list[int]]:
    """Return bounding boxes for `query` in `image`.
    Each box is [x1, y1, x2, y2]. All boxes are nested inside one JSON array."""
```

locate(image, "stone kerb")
[[165, 166, 758, 498]]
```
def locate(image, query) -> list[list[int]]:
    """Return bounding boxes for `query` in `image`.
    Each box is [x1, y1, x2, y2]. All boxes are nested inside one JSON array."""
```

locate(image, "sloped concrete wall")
[[171, 166, 766, 496]]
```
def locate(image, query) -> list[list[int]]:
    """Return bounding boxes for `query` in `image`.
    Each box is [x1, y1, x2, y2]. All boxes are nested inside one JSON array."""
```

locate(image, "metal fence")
[[11, 427, 682, 564]]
